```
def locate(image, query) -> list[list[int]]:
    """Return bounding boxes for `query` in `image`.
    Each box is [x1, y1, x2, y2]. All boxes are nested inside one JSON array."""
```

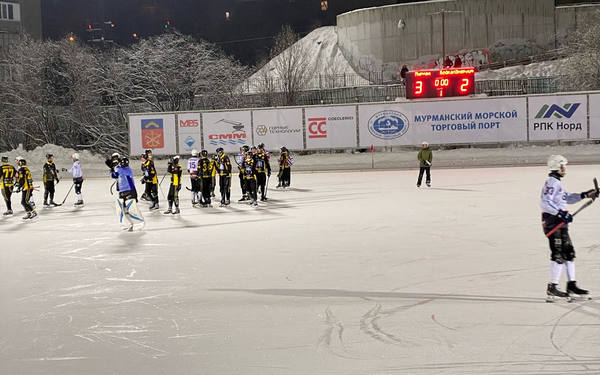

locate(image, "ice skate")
[[426, 182, 431, 187], [566, 281, 591, 301], [416, 184, 421, 188], [3, 210, 13, 216], [22, 212, 31, 220], [238, 195, 248, 202], [546, 283, 571, 302], [29, 211, 37, 219], [163, 208, 172, 215], [149, 202, 159, 210], [74, 200, 84, 206], [172, 207, 180, 215], [225, 199, 230, 206], [251, 200, 258, 206]]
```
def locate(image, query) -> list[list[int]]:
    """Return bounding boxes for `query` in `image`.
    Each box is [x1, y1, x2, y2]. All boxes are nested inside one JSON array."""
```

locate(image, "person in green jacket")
[[417, 141, 433, 187]]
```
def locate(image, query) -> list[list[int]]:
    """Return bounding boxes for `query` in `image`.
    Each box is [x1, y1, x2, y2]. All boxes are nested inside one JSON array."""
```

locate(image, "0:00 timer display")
[[405, 68, 475, 99]]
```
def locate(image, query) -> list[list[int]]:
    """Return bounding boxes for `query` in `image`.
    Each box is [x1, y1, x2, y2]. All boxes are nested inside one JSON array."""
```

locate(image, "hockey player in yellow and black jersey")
[[164, 155, 182, 215], [241, 151, 258, 206], [1, 156, 16, 215], [253, 146, 271, 201], [15, 159, 37, 219], [215, 147, 232, 206], [43, 154, 60, 206], [141, 150, 159, 210], [197, 150, 214, 207]]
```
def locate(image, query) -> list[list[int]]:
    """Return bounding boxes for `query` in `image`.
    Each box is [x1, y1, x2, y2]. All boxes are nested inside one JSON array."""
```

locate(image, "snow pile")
[[1, 144, 106, 176], [246, 26, 370, 93], [476, 59, 564, 80]]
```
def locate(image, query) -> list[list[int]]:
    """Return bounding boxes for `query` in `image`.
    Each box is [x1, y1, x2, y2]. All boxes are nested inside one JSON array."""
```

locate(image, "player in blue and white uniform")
[[540, 155, 597, 301], [111, 157, 142, 230]]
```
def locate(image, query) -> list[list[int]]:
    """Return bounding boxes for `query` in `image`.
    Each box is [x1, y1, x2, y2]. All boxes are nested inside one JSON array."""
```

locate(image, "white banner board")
[[528, 95, 587, 141], [588, 94, 600, 139], [129, 114, 177, 156], [358, 97, 527, 147], [202, 111, 251, 153], [305, 106, 357, 149], [177, 112, 202, 155], [252, 108, 304, 151]]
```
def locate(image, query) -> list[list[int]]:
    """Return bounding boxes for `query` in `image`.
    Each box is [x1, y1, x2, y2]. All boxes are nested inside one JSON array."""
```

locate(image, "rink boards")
[[128, 92, 600, 155]]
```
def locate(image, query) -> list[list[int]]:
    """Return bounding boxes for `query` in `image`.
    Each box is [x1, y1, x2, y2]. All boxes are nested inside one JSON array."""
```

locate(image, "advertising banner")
[[252, 108, 304, 151], [129, 114, 177, 155], [528, 95, 588, 141], [358, 97, 527, 147], [177, 112, 202, 155], [202, 111, 251, 154], [305, 105, 357, 149], [588, 94, 600, 139]]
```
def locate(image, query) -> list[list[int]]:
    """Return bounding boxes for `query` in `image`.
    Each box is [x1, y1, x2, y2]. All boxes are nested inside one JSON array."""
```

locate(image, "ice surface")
[[1, 163, 600, 374]]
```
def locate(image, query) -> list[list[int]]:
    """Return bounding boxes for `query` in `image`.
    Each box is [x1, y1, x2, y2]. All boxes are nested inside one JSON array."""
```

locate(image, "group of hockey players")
[[1, 153, 84, 220], [105, 144, 294, 225]]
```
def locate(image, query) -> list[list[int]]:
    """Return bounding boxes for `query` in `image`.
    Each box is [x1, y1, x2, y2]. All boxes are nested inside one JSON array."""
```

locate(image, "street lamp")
[[428, 9, 463, 61]]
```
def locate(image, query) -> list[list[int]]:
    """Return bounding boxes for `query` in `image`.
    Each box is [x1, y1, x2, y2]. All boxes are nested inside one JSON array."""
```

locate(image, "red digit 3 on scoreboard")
[[405, 68, 475, 99]]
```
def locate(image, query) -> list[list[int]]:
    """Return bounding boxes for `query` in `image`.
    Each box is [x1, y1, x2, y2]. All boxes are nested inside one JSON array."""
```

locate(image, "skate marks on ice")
[[212, 288, 542, 304]]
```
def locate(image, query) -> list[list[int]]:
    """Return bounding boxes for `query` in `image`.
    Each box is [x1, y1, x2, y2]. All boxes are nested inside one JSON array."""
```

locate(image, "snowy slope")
[[476, 59, 564, 80], [246, 26, 370, 93]]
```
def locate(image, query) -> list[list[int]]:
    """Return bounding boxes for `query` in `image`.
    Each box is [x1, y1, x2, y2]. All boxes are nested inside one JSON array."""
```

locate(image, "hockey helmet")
[[18, 159, 27, 166], [242, 145, 250, 152], [119, 157, 129, 167], [140, 153, 147, 160], [46, 153, 54, 159], [72, 153, 80, 160], [258, 142, 265, 149], [191, 149, 199, 157], [216, 147, 224, 154], [144, 148, 152, 156], [201, 149, 208, 157], [548, 155, 567, 171], [111, 152, 120, 159], [1, 156, 7, 163], [172, 155, 180, 163]]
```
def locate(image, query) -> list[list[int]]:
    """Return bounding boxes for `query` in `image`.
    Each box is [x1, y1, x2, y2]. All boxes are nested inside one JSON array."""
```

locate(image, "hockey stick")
[[60, 183, 75, 205], [110, 181, 116, 195], [157, 172, 168, 200], [546, 178, 599, 237]]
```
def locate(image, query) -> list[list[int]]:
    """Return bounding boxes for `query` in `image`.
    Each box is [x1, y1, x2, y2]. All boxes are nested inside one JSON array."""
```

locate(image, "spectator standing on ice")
[[541, 155, 597, 301], [417, 141, 432, 188]]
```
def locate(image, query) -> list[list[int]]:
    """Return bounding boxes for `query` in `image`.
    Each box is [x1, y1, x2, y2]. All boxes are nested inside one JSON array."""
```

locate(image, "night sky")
[[42, 0, 424, 65]]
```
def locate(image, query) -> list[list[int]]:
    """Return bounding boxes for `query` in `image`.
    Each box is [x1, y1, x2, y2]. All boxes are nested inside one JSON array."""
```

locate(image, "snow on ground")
[[1, 163, 600, 374], [245, 26, 370, 93], [476, 59, 564, 80]]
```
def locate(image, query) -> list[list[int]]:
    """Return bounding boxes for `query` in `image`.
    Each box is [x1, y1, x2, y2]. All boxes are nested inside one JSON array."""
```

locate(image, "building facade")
[[336, 0, 600, 80], [0, 0, 41, 52]]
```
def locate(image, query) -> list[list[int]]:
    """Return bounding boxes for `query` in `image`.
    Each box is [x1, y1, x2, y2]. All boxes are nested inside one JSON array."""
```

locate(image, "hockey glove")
[[581, 189, 599, 200], [14, 184, 21, 193], [557, 210, 573, 223], [140, 178, 146, 185]]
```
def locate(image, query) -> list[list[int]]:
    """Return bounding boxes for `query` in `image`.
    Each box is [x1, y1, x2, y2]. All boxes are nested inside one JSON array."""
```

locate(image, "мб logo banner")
[[535, 103, 581, 119], [141, 119, 165, 149], [368, 110, 409, 140]]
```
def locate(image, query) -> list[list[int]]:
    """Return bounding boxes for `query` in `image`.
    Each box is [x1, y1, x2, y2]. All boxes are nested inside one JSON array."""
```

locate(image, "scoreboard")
[[405, 68, 475, 99]]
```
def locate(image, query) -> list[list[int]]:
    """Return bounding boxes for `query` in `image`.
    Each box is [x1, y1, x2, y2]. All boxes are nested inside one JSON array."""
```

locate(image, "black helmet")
[[242, 145, 250, 152], [201, 149, 208, 157], [216, 147, 224, 154], [18, 159, 27, 166], [119, 157, 129, 167], [251, 145, 257, 150], [140, 153, 147, 160], [258, 143, 265, 149], [172, 155, 180, 163], [46, 153, 53, 159], [1, 156, 7, 163], [144, 148, 152, 155]]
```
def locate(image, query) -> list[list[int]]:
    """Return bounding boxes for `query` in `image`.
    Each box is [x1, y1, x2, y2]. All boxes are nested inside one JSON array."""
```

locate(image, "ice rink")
[[1, 165, 600, 375]]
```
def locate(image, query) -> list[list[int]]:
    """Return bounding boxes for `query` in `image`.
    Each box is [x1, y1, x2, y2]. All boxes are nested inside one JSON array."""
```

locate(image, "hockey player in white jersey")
[[540, 155, 597, 301], [67, 153, 84, 206], [188, 149, 200, 205]]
